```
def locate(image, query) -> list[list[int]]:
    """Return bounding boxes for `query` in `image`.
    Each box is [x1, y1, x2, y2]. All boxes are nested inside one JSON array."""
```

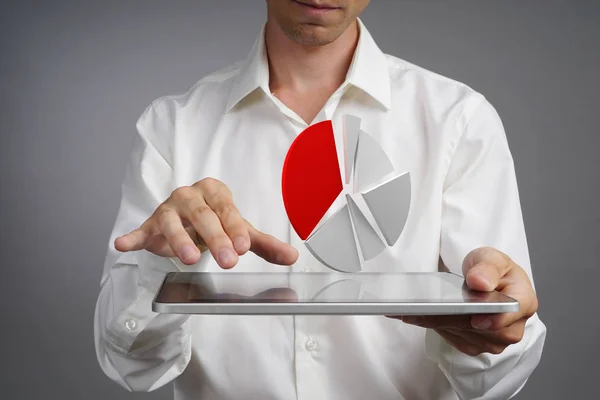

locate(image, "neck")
[[264, 20, 359, 95]]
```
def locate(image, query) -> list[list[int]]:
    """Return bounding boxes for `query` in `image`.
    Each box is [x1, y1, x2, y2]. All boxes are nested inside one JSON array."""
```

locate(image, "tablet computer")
[[152, 271, 519, 315]]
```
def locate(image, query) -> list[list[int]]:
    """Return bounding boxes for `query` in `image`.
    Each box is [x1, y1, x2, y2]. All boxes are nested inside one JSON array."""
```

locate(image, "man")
[[94, 1, 546, 399]]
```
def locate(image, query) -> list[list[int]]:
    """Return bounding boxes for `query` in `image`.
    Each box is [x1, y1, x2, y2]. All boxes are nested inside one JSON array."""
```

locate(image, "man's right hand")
[[114, 178, 299, 269]]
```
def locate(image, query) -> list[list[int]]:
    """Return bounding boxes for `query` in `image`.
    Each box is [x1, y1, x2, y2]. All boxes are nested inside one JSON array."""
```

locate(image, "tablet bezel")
[[151, 271, 519, 315]]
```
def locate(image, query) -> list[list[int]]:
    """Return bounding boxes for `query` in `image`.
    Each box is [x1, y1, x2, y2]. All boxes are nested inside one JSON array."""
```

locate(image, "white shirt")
[[94, 20, 546, 400]]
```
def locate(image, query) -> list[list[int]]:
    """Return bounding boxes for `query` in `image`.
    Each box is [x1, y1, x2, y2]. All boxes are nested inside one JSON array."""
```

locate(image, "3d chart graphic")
[[282, 115, 411, 273]]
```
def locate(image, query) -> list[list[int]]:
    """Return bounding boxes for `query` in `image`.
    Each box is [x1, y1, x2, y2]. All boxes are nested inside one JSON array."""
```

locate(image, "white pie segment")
[[342, 114, 361, 185], [354, 130, 394, 193], [305, 204, 362, 273], [361, 171, 411, 246], [346, 194, 386, 261]]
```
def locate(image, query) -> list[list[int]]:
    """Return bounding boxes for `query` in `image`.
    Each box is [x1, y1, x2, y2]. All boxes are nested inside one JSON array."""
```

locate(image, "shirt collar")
[[225, 19, 391, 113]]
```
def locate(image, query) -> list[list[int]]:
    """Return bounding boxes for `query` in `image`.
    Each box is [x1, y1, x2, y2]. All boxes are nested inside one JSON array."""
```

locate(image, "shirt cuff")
[[425, 313, 546, 399], [105, 252, 190, 356]]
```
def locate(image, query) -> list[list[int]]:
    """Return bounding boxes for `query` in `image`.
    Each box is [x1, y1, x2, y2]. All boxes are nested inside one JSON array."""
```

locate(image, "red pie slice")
[[282, 120, 343, 240]]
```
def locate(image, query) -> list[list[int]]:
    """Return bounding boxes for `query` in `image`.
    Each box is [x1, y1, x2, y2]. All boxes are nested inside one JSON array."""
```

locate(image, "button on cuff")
[[125, 318, 138, 332]]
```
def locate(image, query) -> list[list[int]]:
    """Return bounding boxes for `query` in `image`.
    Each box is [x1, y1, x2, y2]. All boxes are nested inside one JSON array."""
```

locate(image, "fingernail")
[[473, 318, 492, 331], [218, 248, 237, 266], [474, 273, 493, 288], [233, 236, 248, 252], [180, 245, 199, 261]]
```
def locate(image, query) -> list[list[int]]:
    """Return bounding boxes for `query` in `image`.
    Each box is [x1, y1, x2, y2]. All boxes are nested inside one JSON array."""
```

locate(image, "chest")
[[170, 99, 447, 273]]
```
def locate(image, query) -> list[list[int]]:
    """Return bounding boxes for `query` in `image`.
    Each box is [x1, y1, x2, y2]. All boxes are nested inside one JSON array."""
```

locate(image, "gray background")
[[1, 0, 598, 399]]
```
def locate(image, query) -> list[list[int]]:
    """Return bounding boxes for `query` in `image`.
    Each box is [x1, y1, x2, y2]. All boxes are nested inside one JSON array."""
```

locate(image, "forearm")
[[425, 314, 546, 399], [433, 95, 548, 398], [94, 253, 192, 392]]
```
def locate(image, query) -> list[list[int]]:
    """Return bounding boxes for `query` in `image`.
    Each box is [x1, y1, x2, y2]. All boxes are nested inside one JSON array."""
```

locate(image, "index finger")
[[114, 220, 154, 252]]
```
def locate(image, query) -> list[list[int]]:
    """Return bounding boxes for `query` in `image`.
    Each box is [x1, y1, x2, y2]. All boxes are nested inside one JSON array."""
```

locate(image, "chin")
[[286, 24, 341, 46]]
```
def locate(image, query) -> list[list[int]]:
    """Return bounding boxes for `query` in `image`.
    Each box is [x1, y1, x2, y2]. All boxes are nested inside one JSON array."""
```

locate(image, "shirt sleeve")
[[425, 96, 547, 399], [93, 102, 192, 392]]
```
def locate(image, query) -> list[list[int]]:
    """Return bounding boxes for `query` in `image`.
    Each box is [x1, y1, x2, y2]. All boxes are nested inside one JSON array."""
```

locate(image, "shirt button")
[[305, 338, 318, 351], [124, 318, 138, 332]]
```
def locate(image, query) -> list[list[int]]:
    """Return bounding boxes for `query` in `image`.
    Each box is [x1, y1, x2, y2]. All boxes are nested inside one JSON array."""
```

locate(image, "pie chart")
[[282, 115, 411, 273]]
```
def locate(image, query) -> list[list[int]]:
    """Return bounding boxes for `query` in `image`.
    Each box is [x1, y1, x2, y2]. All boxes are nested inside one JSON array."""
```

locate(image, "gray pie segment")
[[346, 194, 386, 261], [305, 203, 362, 273], [360, 171, 411, 246], [354, 130, 394, 192], [342, 114, 361, 185]]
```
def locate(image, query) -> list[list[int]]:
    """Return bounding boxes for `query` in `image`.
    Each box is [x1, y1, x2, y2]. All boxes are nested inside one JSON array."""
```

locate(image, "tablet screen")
[[154, 272, 514, 305]]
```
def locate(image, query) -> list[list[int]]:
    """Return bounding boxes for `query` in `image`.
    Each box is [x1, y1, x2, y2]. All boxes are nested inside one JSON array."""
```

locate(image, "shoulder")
[[384, 53, 490, 126], [145, 61, 243, 121], [133, 61, 243, 152]]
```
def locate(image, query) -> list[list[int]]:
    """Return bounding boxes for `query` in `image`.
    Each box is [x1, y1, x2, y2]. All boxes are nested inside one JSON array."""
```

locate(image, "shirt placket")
[[270, 85, 349, 400]]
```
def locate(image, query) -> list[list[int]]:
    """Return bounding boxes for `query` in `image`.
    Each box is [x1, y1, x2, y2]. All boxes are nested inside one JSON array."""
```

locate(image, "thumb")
[[246, 221, 299, 265], [462, 247, 512, 292]]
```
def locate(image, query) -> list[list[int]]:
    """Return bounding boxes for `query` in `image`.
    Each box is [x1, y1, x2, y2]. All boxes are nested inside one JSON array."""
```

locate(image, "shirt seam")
[[385, 54, 480, 97], [146, 101, 175, 170], [149, 62, 243, 107], [437, 94, 487, 277], [441, 94, 487, 186]]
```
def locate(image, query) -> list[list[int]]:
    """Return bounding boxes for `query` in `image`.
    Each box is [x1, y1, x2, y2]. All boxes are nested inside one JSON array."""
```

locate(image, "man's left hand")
[[390, 247, 539, 356]]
